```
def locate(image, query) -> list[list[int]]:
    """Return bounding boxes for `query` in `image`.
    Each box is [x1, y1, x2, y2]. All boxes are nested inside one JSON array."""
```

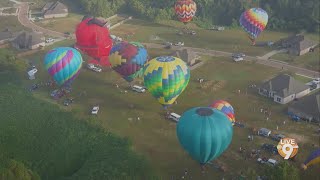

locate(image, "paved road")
[[17, 2, 65, 38], [259, 49, 288, 60], [144, 43, 320, 78]]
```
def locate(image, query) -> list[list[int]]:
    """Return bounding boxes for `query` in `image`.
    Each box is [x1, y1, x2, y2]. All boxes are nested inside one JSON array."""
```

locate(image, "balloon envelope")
[[303, 149, 320, 170], [174, 0, 197, 24], [44, 47, 82, 86], [109, 41, 148, 82], [143, 56, 190, 107], [209, 100, 235, 125], [177, 107, 233, 164], [75, 17, 112, 66], [239, 8, 268, 44]]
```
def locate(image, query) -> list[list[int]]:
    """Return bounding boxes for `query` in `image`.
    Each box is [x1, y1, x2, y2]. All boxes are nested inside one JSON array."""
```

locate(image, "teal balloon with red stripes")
[[44, 47, 83, 86]]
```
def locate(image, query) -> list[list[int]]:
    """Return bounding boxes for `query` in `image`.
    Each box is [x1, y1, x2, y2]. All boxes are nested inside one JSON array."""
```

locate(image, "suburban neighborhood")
[[0, 0, 319, 179]]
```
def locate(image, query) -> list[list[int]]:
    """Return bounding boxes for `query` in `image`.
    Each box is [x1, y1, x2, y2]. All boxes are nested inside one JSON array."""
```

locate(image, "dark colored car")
[[29, 84, 39, 91], [63, 98, 74, 106], [261, 143, 278, 154], [271, 134, 285, 141], [234, 122, 245, 128]]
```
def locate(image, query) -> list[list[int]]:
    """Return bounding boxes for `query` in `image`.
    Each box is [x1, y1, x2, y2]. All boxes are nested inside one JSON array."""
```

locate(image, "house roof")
[[289, 92, 320, 118], [260, 74, 309, 98], [43, 1, 68, 15], [295, 39, 318, 51], [276, 34, 318, 50], [171, 49, 199, 63], [12, 31, 44, 48]]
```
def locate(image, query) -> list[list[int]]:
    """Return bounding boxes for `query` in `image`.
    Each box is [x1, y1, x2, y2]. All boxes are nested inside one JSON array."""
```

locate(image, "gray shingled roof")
[[260, 74, 309, 98], [296, 39, 318, 51], [43, 1, 68, 15], [172, 49, 198, 63], [289, 92, 320, 119], [12, 31, 44, 48]]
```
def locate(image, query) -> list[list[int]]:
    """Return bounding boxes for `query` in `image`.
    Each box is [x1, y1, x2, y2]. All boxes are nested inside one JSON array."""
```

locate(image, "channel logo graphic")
[[277, 138, 299, 159]]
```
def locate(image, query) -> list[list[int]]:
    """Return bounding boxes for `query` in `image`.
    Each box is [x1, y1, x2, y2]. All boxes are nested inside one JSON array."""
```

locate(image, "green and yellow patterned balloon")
[[143, 56, 190, 108]]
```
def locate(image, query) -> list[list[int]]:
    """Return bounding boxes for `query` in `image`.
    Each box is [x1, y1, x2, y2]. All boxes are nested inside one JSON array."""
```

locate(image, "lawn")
[[22, 40, 320, 179], [0, 49, 156, 180], [0, 0, 14, 7], [35, 13, 83, 34], [0, 16, 26, 32], [2, 8, 17, 14], [111, 19, 294, 57], [271, 47, 320, 72]]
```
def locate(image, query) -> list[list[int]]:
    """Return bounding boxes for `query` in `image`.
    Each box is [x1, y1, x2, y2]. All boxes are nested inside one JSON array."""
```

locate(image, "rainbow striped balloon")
[[44, 47, 83, 86], [174, 0, 197, 24], [209, 100, 235, 125], [143, 56, 190, 108], [239, 8, 268, 44]]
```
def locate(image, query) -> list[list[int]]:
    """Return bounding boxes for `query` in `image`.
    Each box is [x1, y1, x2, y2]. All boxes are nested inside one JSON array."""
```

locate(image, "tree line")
[[77, 0, 319, 33]]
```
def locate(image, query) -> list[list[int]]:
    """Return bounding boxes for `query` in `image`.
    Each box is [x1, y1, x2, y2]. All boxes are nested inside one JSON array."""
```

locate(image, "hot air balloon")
[[209, 100, 235, 125], [239, 8, 268, 45], [174, 0, 197, 24], [44, 47, 82, 87], [109, 41, 148, 82], [177, 107, 233, 166], [75, 16, 112, 66], [302, 149, 320, 170], [143, 56, 190, 108]]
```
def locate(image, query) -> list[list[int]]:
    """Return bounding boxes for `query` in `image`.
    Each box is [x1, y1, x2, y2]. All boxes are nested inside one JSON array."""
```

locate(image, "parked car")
[[261, 143, 278, 154], [312, 78, 320, 84], [257, 157, 268, 164], [45, 38, 54, 43], [163, 42, 172, 46], [174, 42, 184, 46], [190, 31, 196, 35], [91, 106, 99, 115], [234, 122, 245, 128], [164, 44, 172, 49], [29, 84, 39, 91], [271, 134, 285, 141], [92, 67, 102, 72], [167, 112, 181, 122], [233, 57, 244, 62], [267, 159, 278, 166], [258, 128, 271, 137], [50, 89, 64, 99], [63, 98, 74, 106], [131, 85, 146, 93], [232, 53, 245, 58]]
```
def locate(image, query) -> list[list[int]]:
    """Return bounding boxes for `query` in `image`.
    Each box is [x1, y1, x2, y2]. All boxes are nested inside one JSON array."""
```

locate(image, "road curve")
[[17, 2, 65, 38]]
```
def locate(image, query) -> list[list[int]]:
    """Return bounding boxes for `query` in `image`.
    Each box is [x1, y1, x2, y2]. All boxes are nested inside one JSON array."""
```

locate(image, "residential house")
[[42, 1, 68, 19], [12, 31, 45, 50], [0, 29, 15, 44], [275, 34, 318, 56], [288, 92, 320, 123], [171, 49, 201, 66], [258, 74, 310, 104]]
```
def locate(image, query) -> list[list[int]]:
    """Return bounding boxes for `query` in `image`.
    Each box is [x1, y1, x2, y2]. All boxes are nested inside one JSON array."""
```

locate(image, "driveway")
[[258, 49, 288, 60], [17, 2, 65, 38]]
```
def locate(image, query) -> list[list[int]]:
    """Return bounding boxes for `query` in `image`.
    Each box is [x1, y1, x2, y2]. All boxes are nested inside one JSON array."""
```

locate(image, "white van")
[[131, 85, 145, 93], [168, 112, 181, 122], [267, 159, 278, 166]]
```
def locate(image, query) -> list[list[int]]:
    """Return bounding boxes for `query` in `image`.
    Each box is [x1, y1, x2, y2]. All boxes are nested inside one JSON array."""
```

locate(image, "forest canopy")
[[78, 0, 320, 33]]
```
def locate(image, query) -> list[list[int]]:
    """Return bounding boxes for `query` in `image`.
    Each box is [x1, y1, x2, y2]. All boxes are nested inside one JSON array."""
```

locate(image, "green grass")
[[35, 13, 83, 33], [111, 19, 294, 56], [2, 8, 17, 14], [271, 47, 320, 72], [0, 16, 26, 32], [0, 49, 157, 180], [22, 40, 320, 179], [0, 0, 14, 7]]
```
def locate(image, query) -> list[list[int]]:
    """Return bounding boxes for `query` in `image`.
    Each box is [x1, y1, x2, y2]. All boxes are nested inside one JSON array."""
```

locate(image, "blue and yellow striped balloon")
[[44, 47, 83, 86], [143, 56, 190, 107]]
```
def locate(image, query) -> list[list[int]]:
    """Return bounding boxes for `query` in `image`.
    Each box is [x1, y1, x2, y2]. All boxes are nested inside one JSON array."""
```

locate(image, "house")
[[275, 34, 318, 56], [288, 92, 320, 123], [258, 74, 310, 104], [171, 49, 201, 66], [12, 31, 45, 50], [42, 1, 68, 19], [0, 29, 15, 44]]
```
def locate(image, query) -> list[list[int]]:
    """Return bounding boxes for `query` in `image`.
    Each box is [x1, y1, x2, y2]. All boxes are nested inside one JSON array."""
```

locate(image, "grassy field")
[[35, 13, 83, 34], [271, 47, 320, 72], [0, 0, 14, 7], [22, 40, 320, 179], [111, 19, 297, 57], [0, 49, 156, 180], [2, 8, 17, 14], [0, 16, 26, 32]]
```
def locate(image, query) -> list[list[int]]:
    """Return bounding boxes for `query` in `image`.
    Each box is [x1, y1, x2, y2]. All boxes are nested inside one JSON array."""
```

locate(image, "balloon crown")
[[196, 107, 214, 116], [156, 56, 175, 62]]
